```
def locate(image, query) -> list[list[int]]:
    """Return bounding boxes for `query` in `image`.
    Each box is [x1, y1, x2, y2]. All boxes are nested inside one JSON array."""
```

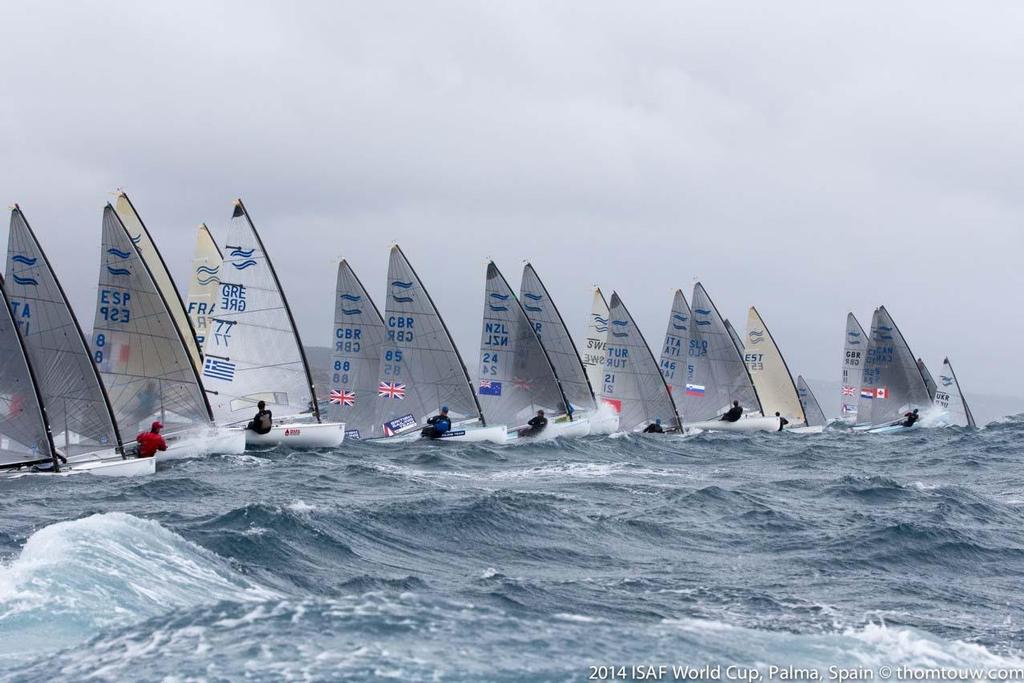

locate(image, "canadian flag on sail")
[[875, 387, 889, 399]]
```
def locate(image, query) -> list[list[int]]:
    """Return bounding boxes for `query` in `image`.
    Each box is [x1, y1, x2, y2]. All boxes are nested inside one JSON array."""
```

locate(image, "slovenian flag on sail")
[[686, 383, 705, 397]]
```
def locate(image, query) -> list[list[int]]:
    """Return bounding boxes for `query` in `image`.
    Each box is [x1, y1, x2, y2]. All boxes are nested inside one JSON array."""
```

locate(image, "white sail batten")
[[201, 200, 320, 425]]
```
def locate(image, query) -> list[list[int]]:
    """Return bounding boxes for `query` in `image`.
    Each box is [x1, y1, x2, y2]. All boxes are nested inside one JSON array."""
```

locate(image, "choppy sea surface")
[[2, 417, 1024, 682]]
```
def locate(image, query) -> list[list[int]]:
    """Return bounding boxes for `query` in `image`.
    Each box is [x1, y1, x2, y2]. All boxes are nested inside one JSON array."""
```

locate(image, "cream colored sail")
[[581, 287, 609, 401], [743, 306, 805, 424], [185, 224, 223, 353], [114, 193, 203, 373]]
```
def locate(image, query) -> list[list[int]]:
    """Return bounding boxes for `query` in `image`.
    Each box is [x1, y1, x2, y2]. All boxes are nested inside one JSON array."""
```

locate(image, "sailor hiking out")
[[137, 421, 168, 458], [248, 401, 273, 435], [720, 401, 743, 422], [643, 418, 665, 434], [423, 407, 452, 439]]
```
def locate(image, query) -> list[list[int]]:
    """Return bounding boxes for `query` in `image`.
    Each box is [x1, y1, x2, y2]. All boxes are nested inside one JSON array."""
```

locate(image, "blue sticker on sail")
[[196, 276, 221, 286], [488, 304, 509, 312], [489, 293, 510, 300], [592, 314, 608, 333], [11, 274, 38, 286], [130, 234, 142, 245], [341, 308, 362, 315], [202, 357, 236, 382], [523, 293, 543, 301], [694, 309, 712, 315], [107, 248, 132, 259], [232, 259, 258, 270], [391, 280, 414, 303], [695, 320, 712, 326], [523, 304, 542, 312], [11, 255, 37, 266], [672, 313, 689, 330], [196, 265, 219, 275], [748, 330, 765, 344], [106, 267, 131, 276], [610, 320, 629, 338], [228, 247, 255, 258], [339, 293, 362, 302], [940, 375, 954, 386]]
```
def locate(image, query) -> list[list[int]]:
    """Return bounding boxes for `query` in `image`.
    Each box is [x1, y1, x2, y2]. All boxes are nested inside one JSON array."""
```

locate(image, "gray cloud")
[[1, 1, 1021, 410]]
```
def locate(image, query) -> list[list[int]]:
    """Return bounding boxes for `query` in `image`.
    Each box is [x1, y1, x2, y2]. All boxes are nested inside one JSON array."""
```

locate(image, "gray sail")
[[603, 292, 679, 431], [917, 358, 937, 401], [841, 313, 867, 423], [797, 375, 827, 427], [724, 318, 745, 355], [519, 263, 596, 413], [934, 357, 976, 428], [372, 245, 482, 435], [857, 306, 931, 425], [478, 262, 568, 428], [325, 260, 385, 439], [91, 205, 211, 437], [0, 277, 55, 467], [658, 289, 691, 407], [685, 283, 761, 421], [6, 207, 121, 456]]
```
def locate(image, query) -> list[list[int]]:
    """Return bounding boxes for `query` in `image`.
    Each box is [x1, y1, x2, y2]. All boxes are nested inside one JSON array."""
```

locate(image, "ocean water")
[[2, 418, 1024, 681]]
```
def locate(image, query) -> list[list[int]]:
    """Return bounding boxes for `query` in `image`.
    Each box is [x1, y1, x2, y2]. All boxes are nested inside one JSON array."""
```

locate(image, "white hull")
[[370, 424, 509, 445], [684, 416, 782, 433], [507, 417, 590, 442], [866, 422, 919, 434], [788, 425, 825, 434], [243, 422, 345, 448], [158, 426, 247, 460], [70, 456, 156, 477]]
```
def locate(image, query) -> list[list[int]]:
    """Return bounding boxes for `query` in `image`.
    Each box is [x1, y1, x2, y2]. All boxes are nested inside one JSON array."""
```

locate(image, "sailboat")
[[325, 260, 385, 440], [601, 292, 680, 432], [115, 192, 204, 375], [200, 200, 344, 448], [3, 206, 152, 476], [657, 289, 692, 412], [741, 306, 806, 429], [840, 313, 867, 424], [932, 358, 976, 428], [520, 263, 616, 433], [185, 223, 222, 349], [478, 261, 586, 441], [369, 245, 506, 444], [856, 306, 932, 433], [682, 283, 778, 432], [92, 205, 244, 458], [797, 376, 828, 430], [581, 287, 610, 401]]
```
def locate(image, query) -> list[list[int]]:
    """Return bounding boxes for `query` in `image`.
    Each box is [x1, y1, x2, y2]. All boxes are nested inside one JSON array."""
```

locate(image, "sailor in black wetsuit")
[[247, 400, 273, 435], [522, 410, 548, 437], [423, 406, 452, 438], [902, 408, 920, 427], [775, 412, 789, 431], [643, 418, 665, 434], [720, 400, 743, 422]]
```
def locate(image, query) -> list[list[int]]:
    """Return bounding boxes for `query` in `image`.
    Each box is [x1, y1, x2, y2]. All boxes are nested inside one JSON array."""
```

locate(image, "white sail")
[[185, 224, 222, 351], [477, 262, 568, 428], [115, 193, 203, 374], [857, 306, 932, 425], [602, 292, 680, 431], [519, 263, 596, 413], [581, 287, 609, 400], [201, 200, 320, 425], [658, 289, 692, 407], [933, 357, 976, 428], [0, 276, 56, 468], [840, 313, 867, 424], [743, 307, 805, 424], [797, 376, 828, 427], [326, 260, 385, 439], [917, 358, 938, 401], [371, 245, 482, 436], [685, 283, 761, 421], [6, 207, 122, 456], [91, 205, 211, 437]]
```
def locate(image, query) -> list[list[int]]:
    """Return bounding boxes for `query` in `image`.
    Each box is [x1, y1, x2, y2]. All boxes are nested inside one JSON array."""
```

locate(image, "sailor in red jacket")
[[136, 421, 168, 458]]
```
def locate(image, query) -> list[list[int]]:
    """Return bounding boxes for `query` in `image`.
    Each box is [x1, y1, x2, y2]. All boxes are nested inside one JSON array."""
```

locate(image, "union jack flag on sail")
[[330, 389, 355, 407], [841, 385, 856, 396], [378, 382, 406, 400]]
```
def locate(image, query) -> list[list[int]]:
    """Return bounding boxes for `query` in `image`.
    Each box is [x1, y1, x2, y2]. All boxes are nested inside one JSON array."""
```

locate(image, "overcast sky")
[[1, 1, 1021, 405]]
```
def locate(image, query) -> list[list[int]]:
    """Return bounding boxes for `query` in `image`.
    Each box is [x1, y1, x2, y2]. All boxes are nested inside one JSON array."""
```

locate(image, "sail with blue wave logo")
[[201, 200, 321, 425], [518, 263, 596, 414], [742, 306, 805, 425], [932, 357, 976, 428], [91, 205, 212, 436], [602, 292, 680, 431], [658, 289, 693, 402], [840, 312, 868, 423], [797, 375, 827, 427], [581, 287, 610, 400], [371, 245, 482, 435], [115, 193, 204, 375], [0, 258, 56, 467], [684, 283, 761, 422], [477, 261, 568, 429], [326, 260, 385, 437], [6, 207, 122, 457], [185, 224, 222, 352], [856, 306, 931, 426]]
